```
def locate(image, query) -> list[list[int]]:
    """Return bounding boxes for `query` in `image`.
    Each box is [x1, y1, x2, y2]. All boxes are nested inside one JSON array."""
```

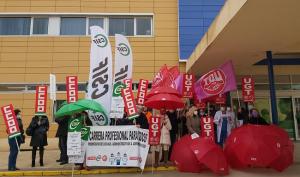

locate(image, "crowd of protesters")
[[7, 103, 268, 171]]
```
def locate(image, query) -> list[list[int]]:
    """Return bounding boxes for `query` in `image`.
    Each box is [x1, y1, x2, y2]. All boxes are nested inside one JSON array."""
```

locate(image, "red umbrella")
[[146, 86, 181, 98], [171, 135, 205, 173], [267, 125, 294, 172], [190, 138, 229, 175], [144, 93, 184, 110], [225, 125, 282, 168]]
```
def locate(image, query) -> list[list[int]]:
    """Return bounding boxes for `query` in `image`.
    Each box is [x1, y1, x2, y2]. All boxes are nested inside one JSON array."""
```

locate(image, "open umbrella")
[[225, 125, 282, 168], [73, 99, 108, 115], [171, 135, 205, 173], [144, 93, 184, 110], [55, 102, 86, 118], [146, 86, 181, 98], [190, 138, 229, 175]]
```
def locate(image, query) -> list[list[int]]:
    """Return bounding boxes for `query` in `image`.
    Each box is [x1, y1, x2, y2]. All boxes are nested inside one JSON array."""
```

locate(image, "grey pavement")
[[0, 138, 300, 176]]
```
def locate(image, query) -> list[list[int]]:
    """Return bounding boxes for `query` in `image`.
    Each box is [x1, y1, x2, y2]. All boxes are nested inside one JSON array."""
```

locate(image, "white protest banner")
[[87, 26, 113, 126], [69, 127, 90, 163], [86, 126, 149, 169], [110, 82, 126, 119], [67, 117, 82, 156], [49, 74, 56, 101]]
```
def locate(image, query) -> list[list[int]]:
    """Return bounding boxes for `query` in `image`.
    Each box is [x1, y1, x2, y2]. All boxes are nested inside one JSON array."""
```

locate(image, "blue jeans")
[[218, 129, 228, 147], [8, 138, 19, 170]]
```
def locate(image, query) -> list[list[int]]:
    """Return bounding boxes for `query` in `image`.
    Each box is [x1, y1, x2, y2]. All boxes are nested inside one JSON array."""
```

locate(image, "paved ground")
[[0, 138, 300, 176]]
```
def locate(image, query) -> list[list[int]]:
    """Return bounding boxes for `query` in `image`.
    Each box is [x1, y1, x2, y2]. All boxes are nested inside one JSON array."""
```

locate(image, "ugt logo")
[[93, 34, 108, 48], [200, 69, 226, 95], [117, 43, 130, 56]]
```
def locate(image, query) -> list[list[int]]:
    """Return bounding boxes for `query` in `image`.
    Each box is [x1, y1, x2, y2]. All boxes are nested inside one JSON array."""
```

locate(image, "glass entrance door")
[[293, 98, 300, 140]]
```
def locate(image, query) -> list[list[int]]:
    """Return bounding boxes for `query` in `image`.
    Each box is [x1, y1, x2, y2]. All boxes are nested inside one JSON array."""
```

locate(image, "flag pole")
[[236, 90, 241, 108]]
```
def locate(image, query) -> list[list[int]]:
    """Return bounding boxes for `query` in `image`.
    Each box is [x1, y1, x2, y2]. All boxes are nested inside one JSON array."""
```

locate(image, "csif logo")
[[69, 119, 81, 130], [113, 83, 125, 97], [81, 127, 88, 138], [117, 43, 130, 56], [93, 34, 108, 48]]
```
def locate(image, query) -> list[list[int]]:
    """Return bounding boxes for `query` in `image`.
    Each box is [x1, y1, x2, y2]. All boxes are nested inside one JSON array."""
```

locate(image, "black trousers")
[[168, 132, 177, 160], [58, 135, 68, 162]]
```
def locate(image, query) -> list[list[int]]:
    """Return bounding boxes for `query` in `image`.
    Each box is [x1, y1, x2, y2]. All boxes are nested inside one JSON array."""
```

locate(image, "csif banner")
[[87, 26, 113, 126], [35, 85, 47, 113], [66, 76, 78, 103], [49, 74, 56, 101], [148, 116, 161, 145], [137, 79, 148, 106], [242, 76, 255, 102], [200, 116, 215, 141], [1, 104, 21, 139]]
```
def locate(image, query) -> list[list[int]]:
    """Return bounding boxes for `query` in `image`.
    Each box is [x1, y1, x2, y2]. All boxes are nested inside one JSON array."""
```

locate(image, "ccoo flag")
[[194, 60, 237, 100], [87, 26, 113, 126]]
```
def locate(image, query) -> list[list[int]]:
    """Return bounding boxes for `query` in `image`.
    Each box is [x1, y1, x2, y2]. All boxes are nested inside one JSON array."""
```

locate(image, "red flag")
[[201, 116, 215, 141], [215, 93, 226, 104], [1, 104, 20, 138], [149, 115, 161, 145], [124, 79, 133, 90], [66, 76, 78, 103], [121, 87, 138, 119], [35, 85, 47, 113], [242, 77, 255, 102], [137, 79, 148, 105], [152, 65, 168, 88]]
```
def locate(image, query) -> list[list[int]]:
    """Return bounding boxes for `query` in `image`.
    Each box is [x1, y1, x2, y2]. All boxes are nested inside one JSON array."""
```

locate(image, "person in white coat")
[[214, 106, 234, 147]]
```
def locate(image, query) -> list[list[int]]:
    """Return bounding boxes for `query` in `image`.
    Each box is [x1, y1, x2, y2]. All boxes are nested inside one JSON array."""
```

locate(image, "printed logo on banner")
[[1, 104, 21, 138], [121, 87, 138, 119], [183, 74, 194, 98], [200, 69, 226, 95], [201, 116, 215, 141], [35, 86, 47, 113], [81, 127, 90, 141], [242, 77, 255, 102], [66, 76, 78, 103], [93, 34, 108, 48], [124, 79, 132, 90], [137, 79, 148, 105], [117, 43, 130, 56], [68, 117, 82, 132], [149, 116, 161, 145], [113, 82, 126, 97]]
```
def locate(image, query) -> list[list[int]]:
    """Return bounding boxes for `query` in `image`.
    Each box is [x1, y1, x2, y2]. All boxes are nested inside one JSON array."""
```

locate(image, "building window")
[[33, 18, 48, 35], [136, 17, 151, 35], [60, 17, 86, 35], [109, 18, 134, 36], [88, 18, 104, 34], [0, 17, 31, 35]]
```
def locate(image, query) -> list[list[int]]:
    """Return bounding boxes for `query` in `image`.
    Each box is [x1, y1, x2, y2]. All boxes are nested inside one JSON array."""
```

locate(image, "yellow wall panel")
[[0, 61, 26, 68], [52, 67, 78, 74], [25, 67, 52, 74], [28, 46, 53, 53], [6, 0, 30, 7], [4, 6, 30, 12], [56, 0, 81, 7], [0, 74, 25, 82], [1, 46, 28, 53], [24, 74, 49, 82], [0, 67, 26, 74], [27, 53, 53, 61], [53, 60, 78, 67], [30, 0, 56, 7], [30, 6, 56, 12], [53, 52, 78, 60], [26, 61, 53, 67]]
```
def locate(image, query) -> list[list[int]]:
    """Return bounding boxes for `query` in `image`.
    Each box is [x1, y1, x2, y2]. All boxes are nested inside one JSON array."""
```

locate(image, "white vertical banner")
[[49, 74, 56, 101], [87, 26, 113, 126], [110, 34, 133, 119], [113, 34, 133, 83]]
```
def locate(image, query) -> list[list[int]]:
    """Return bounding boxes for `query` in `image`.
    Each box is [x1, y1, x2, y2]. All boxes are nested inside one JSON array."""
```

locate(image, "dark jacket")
[[248, 116, 269, 125], [55, 116, 70, 137], [16, 117, 25, 144], [136, 113, 149, 129], [167, 111, 178, 135], [29, 115, 49, 147]]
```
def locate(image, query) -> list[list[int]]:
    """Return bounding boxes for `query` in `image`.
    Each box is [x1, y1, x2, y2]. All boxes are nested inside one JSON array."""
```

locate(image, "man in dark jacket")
[[166, 110, 178, 160], [135, 106, 149, 129], [55, 115, 70, 165]]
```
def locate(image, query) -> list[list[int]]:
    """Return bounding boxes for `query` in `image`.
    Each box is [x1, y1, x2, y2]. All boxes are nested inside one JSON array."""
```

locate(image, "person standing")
[[166, 109, 178, 161], [28, 113, 49, 167], [248, 108, 269, 125], [186, 106, 201, 134], [237, 107, 249, 127], [7, 109, 24, 171], [55, 115, 70, 165], [135, 106, 149, 129], [159, 109, 172, 167], [214, 106, 234, 147]]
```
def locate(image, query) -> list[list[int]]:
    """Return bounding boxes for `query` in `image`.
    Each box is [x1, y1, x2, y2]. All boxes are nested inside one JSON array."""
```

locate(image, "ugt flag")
[[194, 61, 237, 100]]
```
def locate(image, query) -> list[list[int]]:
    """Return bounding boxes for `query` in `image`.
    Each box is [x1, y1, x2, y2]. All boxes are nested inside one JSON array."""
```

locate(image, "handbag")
[[25, 125, 33, 136]]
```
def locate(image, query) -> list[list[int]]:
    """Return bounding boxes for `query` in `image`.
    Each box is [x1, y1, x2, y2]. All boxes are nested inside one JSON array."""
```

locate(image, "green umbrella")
[[55, 102, 86, 118], [74, 99, 108, 116]]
